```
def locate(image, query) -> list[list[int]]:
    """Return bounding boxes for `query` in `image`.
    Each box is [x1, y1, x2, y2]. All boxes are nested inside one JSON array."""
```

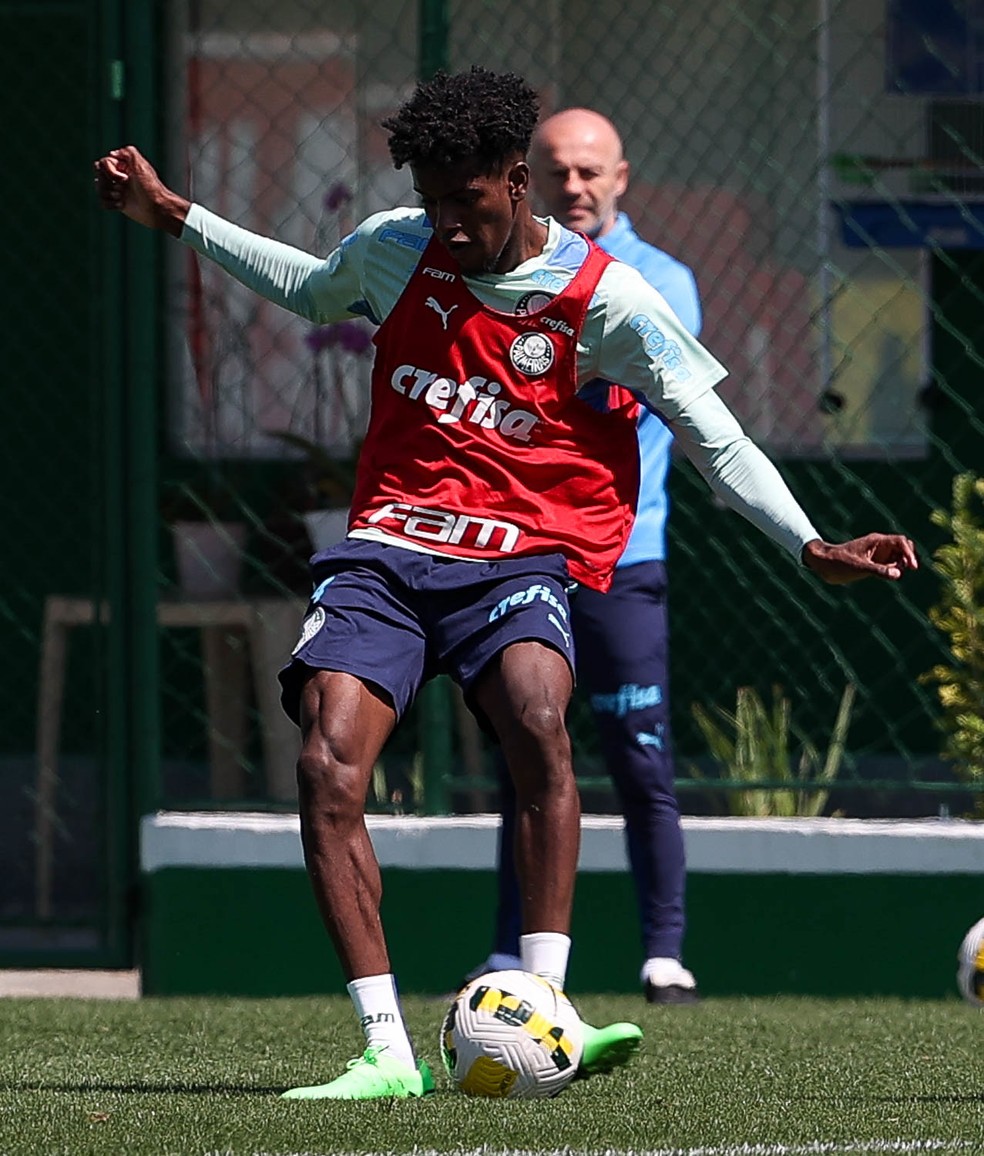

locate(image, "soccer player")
[[95, 67, 917, 1101], [468, 108, 705, 1003]]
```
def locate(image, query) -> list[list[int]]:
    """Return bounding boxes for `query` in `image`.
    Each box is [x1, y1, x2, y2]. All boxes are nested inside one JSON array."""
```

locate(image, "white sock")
[[346, 974, 415, 1069], [520, 932, 571, 990]]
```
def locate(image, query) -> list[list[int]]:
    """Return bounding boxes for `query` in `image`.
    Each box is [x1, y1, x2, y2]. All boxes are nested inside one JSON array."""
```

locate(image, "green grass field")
[[2, 994, 982, 1155]]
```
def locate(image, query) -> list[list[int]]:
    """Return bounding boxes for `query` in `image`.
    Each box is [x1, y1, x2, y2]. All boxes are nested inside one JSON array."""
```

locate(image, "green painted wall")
[[141, 867, 981, 999]]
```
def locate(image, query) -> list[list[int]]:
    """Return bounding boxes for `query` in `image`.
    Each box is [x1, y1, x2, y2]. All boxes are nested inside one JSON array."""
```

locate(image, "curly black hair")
[[382, 66, 540, 171]]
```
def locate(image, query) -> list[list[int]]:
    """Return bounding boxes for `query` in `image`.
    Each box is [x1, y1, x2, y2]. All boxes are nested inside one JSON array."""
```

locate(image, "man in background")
[[473, 108, 703, 1004]]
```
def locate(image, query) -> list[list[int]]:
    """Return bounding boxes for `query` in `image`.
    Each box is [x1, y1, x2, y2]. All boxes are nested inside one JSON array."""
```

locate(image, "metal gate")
[[0, 0, 161, 967]]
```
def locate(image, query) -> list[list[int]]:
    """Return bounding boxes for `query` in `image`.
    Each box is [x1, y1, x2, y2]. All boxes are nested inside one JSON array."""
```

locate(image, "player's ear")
[[507, 159, 530, 202], [615, 159, 629, 199]]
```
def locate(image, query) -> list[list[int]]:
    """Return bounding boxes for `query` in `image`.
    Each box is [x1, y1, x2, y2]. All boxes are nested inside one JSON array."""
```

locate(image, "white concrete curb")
[[140, 812, 984, 875]]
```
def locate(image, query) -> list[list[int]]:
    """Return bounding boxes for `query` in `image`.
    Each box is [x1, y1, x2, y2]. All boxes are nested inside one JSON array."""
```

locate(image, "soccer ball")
[[956, 916, 984, 1006], [440, 969, 584, 1098]]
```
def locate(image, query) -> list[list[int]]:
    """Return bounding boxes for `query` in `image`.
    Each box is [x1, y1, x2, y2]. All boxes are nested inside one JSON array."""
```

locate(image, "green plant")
[[921, 472, 984, 814], [689, 683, 856, 817]]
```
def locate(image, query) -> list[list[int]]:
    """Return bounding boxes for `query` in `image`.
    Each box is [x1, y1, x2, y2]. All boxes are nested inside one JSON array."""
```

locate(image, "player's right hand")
[[93, 146, 190, 236]]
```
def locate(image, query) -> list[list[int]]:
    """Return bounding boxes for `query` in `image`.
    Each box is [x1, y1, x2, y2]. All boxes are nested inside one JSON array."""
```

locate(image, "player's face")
[[413, 156, 528, 275], [530, 128, 628, 238]]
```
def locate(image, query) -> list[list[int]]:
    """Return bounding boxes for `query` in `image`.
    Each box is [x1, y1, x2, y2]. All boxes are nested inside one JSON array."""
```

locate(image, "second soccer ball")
[[957, 915, 984, 1006]]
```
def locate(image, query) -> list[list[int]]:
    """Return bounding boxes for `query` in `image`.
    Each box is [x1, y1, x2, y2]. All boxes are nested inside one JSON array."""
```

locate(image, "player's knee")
[[504, 703, 574, 797], [296, 745, 364, 823], [516, 700, 569, 751], [511, 753, 577, 810]]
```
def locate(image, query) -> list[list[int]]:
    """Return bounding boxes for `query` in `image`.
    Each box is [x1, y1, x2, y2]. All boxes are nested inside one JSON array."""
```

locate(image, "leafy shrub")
[[690, 683, 856, 817], [922, 473, 984, 815]]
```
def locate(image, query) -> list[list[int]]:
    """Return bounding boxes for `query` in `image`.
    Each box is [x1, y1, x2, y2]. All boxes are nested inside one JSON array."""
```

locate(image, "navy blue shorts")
[[279, 539, 575, 724]]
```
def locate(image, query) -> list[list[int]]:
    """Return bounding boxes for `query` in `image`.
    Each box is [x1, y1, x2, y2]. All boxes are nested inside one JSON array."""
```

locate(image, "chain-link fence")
[[150, 0, 983, 817], [7, 0, 984, 944], [1, 0, 134, 957]]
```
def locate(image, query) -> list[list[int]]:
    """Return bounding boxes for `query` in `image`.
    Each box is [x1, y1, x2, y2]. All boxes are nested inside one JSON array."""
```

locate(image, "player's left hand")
[[801, 534, 918, 585]]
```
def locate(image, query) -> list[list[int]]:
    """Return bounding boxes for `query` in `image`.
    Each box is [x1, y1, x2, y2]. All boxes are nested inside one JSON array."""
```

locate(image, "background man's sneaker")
[[645, 980, 701, 1004], [281, 1047, 434, 1100], [458, 952, 523, 989], [642, 957, 700, 1005], [578, 1020, 643, 1076]]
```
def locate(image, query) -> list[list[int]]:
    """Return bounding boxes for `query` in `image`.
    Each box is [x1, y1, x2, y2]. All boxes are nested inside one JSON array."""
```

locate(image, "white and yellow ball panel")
[[440, 969, 584, 1099]]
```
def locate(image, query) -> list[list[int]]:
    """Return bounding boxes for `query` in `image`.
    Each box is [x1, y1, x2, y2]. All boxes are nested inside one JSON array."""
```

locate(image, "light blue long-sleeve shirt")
[[183, 204, 819, 561], [597, 213, 702, 566]]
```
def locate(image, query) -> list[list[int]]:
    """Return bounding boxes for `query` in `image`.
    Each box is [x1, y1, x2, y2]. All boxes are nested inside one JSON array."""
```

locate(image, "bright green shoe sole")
[[281, 1053, 435, 1100], [579, 1021, 643, 1076]]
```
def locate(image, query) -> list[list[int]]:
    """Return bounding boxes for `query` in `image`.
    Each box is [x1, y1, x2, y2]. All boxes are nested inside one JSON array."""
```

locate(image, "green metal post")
[[418, 678, 454, 815], [122, 0, 161, 864], [98, 0, 131, 966], [416, 0, 453, 814], [418, 0, 448, 79]]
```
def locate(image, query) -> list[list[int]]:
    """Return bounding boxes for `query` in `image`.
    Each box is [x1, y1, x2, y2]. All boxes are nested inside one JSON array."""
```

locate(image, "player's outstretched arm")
[[94, 146, 190, 237], [668, 390, 918, 585], [96, 144, 374, 325], [801, 534, 918, 585]]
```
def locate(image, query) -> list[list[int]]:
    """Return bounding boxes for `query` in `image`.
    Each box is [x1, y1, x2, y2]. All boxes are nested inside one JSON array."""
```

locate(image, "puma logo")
[[547, 613, 571, 647], [635, 729, 665, 750], [425, 296, 458, 329]]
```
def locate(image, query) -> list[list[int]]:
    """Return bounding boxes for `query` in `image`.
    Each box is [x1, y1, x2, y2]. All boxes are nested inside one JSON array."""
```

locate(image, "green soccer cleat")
[[578, 1020, 644, 1076], [281, 1047, 435, 1101]]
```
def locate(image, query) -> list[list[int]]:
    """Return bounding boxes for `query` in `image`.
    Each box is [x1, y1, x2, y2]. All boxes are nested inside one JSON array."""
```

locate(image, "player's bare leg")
[[283, 669, 433, 1101], [474, 641, 643, 1076], [296, 669, 396, 979], [474, 641, 580, 958]]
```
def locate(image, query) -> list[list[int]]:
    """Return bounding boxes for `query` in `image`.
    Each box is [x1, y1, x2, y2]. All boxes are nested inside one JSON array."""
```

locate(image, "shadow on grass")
[[4, 1081, 285, 1096]]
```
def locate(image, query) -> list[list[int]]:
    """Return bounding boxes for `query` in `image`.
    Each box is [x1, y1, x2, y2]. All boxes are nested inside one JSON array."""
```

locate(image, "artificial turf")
[[2, 994, 982, 1155]]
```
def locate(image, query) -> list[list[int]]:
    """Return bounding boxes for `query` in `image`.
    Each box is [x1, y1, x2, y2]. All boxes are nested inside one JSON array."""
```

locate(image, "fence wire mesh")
[[153, 0, 984, 815], [143, 0, 984, 818], [1, 0, 122, 941], [11, 0, 984, 938]]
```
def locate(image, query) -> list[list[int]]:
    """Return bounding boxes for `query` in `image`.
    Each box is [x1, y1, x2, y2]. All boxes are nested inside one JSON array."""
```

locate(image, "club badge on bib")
[[515, 290, 554, 315], [509, 332, 554, 376]]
